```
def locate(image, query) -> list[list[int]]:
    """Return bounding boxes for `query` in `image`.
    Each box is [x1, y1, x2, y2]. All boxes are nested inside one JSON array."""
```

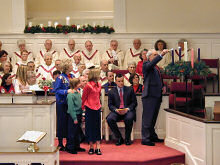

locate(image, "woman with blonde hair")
[[54, 59, 74, 150], [82, 68, 102, 155], [13, 65, 29, 94]]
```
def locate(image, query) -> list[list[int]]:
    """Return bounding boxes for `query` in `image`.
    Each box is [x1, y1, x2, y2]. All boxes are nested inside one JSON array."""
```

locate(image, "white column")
[[12, 0, 26, 33], [114, 0, 126, 33]]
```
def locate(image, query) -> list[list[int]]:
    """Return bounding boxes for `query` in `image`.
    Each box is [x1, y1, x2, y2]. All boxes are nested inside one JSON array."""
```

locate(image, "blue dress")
[[54, 73, 74, 139]]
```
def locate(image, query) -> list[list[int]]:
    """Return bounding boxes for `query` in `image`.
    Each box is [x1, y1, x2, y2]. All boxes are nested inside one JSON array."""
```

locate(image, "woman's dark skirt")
[[85, 106, 101, 142], [56, 103, 68, 138]]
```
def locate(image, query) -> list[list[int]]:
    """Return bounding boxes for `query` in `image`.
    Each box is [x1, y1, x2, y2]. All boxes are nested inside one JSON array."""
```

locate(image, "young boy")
[[66, 78, 85, 154]]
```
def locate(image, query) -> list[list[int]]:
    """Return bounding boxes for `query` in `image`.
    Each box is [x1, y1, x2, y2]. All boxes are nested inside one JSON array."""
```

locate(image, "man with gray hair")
[[141, 49, 168, 146], [102, 40, 124, 70], [60, 39, 80, 62], [100, 60, 109, 85], [81, 40, 101, 68], [36, 53, 56, 80], [36, 39, 59, 67], [12, 39, 34, 66], [124, 39, 142, 69]]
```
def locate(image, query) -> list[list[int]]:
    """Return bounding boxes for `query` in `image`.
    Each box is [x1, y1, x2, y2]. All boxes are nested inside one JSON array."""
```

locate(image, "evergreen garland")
[[164, 61, 211, 77], [24, 24, 115, 34]]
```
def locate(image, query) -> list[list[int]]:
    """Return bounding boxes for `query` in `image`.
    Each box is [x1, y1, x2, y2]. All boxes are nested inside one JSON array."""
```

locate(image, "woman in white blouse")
[[13, 65, 29, 94]]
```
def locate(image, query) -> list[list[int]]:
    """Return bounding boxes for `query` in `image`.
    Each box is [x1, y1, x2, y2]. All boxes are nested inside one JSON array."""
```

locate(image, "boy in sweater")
[[66, 78, 85, 154]]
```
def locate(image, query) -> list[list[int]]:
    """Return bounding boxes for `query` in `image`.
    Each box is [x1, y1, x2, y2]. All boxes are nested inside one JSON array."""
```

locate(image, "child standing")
[[82, 68, 102, 155], [66, 78, 85, 154]]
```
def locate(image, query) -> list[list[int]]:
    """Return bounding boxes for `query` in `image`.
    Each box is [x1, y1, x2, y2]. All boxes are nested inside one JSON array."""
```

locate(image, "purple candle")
[[179, 47, 181, 61], [171, 49, 174, 64], [198, 48, 200, 61]]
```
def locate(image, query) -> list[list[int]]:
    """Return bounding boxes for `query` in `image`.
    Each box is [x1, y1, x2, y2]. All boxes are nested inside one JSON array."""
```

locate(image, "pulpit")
[[0, 97, 56, 149]]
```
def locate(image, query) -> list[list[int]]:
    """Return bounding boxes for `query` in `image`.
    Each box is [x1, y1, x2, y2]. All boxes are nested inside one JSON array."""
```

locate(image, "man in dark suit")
[[103, 71, 117, 93], [107, 74, 137, 145], [141, 49, 168, 146]]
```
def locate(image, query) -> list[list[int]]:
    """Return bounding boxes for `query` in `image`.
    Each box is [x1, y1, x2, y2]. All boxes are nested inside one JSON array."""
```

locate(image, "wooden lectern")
[[214, 101, 220, 120]]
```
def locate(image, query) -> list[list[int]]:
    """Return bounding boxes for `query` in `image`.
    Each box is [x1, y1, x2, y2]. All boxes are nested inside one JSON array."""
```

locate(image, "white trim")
[[11, 0, 26, 33], [114, 0, 126, 32]]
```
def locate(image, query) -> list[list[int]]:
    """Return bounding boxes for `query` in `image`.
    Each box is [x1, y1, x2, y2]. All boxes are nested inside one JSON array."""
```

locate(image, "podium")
[[0, 147, 59, 165], [0, 100, 56, 149]]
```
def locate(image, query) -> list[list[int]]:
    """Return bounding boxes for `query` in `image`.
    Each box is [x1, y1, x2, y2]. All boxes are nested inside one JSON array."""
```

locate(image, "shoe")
[[115, 138, 124, 146], [151, 138, 164, 143], [141, 141, 155, 146], [66, 149, 78, 154], [95, 149, 102, 155], [125, 139, 131, 145], [76, 147, 86, 152], [88, 148, 94, 155], [58, 145, 66, 151]]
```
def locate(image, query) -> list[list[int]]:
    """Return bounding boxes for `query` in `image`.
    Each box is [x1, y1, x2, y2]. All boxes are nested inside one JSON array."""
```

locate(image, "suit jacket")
[[103, 81, 117, 93], [142, 55, 163, 99], [108, 86, 137, 113]]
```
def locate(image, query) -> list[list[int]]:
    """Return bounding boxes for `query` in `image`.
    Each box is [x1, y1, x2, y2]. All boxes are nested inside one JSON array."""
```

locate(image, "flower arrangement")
[[164, 61, 211, 77], [38, 78, 53, 102], [24, 24, 115, 34], [38, 78, 53, 90]]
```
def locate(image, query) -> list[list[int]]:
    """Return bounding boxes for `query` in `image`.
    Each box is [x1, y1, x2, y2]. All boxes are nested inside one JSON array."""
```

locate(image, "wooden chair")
[[162, 74, 179, 92], [105, 119, 135, 141], [201, 58, 219, 93], [102, 90, 135, 141], [169, 82, 194, 110]]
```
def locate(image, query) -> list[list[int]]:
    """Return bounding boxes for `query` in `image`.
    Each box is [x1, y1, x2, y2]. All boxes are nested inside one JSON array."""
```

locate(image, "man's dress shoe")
[[141, 141, 155, 146], [116, 138, 124, 146], [151, 138, 164, 143], [125, 139, 131, 145]]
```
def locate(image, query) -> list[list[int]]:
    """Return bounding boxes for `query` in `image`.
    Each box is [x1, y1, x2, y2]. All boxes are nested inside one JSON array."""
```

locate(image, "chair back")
[[112, 70, 129, 75], [201, 58, 219, 68], [170, 82, 193, 93]]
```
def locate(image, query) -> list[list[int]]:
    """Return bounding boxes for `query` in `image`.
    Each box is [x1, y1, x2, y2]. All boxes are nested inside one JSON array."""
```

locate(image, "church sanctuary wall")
[[0, 0, 13, 33], [2, 0, 220, 34], [126, 0, 220, 33], [0, 33, 220, 59], [26, 0, 113, 26]]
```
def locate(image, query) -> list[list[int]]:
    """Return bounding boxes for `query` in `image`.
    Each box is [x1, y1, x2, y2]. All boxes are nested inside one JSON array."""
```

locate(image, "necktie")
[[155, 65, 163, 86], [119, 88, 124, 109]]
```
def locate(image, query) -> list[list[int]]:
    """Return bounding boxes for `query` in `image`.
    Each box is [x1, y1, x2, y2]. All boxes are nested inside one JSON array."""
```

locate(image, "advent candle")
[[77, 25, 80, 30], [171, 48, 174, 64], [48, 21, 52, 27], [66, 17, 70, 25], [54, 22, 58, 28], [93, 22, 96, 27], [28, 22, 32, 27], [178, 47, 181, 61], [198, 48, 200, 61], [40, 24, 43, 28], [184, 42, 188, 61], [191, 48, 194, 68]]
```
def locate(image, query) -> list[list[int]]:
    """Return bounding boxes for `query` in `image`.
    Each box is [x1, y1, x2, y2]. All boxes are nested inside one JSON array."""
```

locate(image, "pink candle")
[[191, 48, 194, 68]]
